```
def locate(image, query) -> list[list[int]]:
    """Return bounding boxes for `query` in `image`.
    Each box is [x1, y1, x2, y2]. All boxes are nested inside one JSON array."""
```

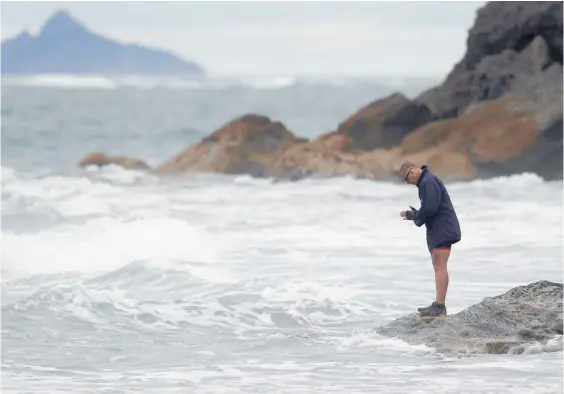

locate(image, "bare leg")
[[431, 248, 451, 304]]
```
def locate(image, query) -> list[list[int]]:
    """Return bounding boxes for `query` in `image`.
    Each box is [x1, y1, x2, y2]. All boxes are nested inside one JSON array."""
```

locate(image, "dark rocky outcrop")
[[335, 93, 433, 150], [462, 1, 563, 71], [414, 1, 563, 120], [375, 280, 563, 355]]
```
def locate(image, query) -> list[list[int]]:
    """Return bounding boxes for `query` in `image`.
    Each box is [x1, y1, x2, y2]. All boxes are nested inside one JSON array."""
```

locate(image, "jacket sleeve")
[[414, 180, 442, 226]]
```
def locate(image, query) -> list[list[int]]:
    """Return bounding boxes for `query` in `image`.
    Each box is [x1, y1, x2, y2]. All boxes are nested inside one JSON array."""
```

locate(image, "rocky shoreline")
[[79, 1, 563, 182], [375, 280, 563, 355]]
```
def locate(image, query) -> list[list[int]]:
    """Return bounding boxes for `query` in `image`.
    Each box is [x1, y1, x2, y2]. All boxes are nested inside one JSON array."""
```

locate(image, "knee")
[[432, 260, 443, 272], [432, 254, 449, 271]]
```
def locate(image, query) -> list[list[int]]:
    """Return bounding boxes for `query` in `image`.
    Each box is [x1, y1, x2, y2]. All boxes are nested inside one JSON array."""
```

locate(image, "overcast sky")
[[1, 1, 487, 77]]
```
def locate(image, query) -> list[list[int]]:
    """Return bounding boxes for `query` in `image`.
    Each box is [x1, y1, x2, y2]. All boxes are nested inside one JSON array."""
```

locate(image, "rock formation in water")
[[375, 280, 563, 355], [78, 152, 150, 170], [1, 10, 205, 75], [415, 1, 562, 120], [78, 1, 563, 182]]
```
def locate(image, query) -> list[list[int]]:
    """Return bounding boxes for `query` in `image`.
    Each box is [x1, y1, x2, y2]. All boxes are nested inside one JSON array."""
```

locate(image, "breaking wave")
[[0, 74, 437, 93], [2, 164, 562, 393]]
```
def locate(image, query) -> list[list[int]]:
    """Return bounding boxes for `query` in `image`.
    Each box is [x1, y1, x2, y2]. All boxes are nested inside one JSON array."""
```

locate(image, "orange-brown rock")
[[355, 147, 403, 179], [400, 79, 562, 180], [78, 152, 150, 170], [401, 96, 530, 157], [270, 142, 365, 179], [336, 92, 433, 150], [311, 131, 356, 152], [153, 114, 303, 177], [398, 148, 477, 181]]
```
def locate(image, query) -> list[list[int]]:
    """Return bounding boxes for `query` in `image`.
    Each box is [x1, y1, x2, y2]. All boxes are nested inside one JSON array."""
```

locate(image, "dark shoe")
[[418, 302, 447, 317], [417, 302, 434, 312]]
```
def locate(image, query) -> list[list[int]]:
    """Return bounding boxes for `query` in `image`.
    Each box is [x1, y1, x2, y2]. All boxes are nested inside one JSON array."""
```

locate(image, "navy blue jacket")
[[410, 166, 461, 253]]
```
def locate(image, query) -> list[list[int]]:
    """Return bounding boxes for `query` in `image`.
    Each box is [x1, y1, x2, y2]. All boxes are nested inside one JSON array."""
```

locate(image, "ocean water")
[[2, 75, 563, 393]]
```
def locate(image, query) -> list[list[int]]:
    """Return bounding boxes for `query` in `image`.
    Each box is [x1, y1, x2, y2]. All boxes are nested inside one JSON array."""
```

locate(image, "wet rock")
[[336, 93, 433, 150], [78, 152, 150, 170], [312, 131, 356, 152], [374, 280, 563, 355], [400, 67, 563, 181], [153, 114, 301, 175], [269, 142, 368, 180]]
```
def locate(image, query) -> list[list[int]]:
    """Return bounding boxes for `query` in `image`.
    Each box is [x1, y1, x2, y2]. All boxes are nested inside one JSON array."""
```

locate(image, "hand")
[[402, 206, 418, 221], [406, 206, 418, 221]]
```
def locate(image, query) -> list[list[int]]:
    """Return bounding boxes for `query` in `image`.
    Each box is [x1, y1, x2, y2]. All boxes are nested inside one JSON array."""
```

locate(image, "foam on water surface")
[[2, 164, 562, 393]]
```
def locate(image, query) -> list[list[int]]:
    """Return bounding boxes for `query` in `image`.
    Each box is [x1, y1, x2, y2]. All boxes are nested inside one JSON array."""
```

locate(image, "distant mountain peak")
[[1, 9, 205, 75], [40, 9, 87, 36], [15, 30, 32, 40]]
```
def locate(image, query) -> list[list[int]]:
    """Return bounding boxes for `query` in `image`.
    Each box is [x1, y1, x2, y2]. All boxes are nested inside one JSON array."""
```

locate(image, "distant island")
[[1, 9, 205, 75]]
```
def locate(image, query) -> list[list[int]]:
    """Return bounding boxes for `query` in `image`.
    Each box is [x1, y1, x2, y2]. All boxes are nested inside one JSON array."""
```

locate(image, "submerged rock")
[[375, 280, 563, 355], [78, 152, 150, 170]]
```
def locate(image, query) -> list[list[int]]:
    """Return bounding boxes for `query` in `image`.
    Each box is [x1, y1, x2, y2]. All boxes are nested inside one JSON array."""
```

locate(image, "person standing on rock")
[[399, 162, 461, 317]]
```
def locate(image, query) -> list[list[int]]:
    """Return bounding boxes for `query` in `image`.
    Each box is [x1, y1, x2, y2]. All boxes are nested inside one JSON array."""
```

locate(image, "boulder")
[[153, 114, 302, 177], [401, 63, 563, 180], [375, 280, 563, 355], [270, 142, 379, 181], [311, 131, 356, 152], [393, 147, 477, 182], [78, 152, 150, 170], [336, 93, 433, 150], [470, 34, 553, 104]]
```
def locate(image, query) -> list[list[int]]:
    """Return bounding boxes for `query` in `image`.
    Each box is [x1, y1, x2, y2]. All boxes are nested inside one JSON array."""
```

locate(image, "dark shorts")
[[428, 240, 459, 254], [435, 241, 454, 250]]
